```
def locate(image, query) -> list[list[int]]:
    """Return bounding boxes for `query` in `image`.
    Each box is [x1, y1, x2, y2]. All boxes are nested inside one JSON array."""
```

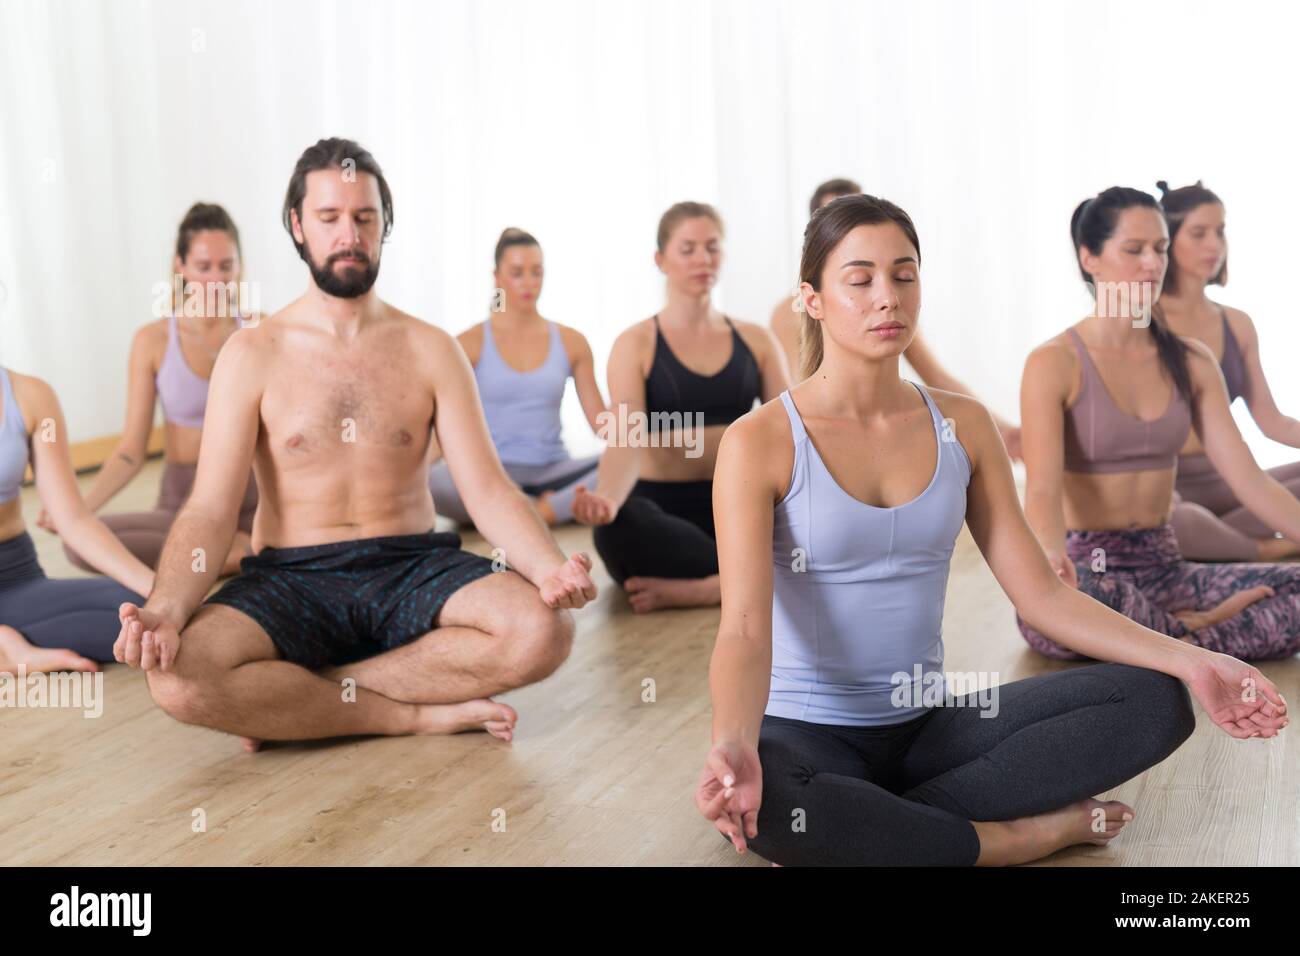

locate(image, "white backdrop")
[[1, 0, 1297, 465]]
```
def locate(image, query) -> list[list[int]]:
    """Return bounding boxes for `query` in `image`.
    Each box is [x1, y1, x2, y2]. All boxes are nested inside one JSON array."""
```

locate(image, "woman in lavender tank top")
[[44, 203, 262, 576], [1156, 181, 1300, 562], [426, 228, 608, 528], [1019, 186, 1300, 663], [694, 194, 1285, 867]]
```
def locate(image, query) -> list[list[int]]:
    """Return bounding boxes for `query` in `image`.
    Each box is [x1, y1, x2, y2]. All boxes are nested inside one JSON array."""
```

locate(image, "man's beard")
[[302, 240, 381, 298]]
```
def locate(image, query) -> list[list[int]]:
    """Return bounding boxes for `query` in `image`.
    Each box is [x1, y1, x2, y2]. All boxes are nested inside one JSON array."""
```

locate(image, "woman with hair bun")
[[1155, 180, 1300, 561], [574, 202, 788, 612], [428, 227, 607, 528], [46, 203, 261, 576]]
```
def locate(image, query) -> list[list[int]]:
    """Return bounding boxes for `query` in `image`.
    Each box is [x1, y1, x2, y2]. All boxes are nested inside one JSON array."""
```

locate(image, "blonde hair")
[[656, 201, 725, 252]]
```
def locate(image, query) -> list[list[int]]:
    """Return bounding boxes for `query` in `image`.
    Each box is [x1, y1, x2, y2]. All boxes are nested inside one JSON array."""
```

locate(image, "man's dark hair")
[[281, 137, 394, 257]]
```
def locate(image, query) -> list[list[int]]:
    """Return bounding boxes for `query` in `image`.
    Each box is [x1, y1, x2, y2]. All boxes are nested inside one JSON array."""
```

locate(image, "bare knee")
[[502, 602, 574, 686], [144, 648, 229, 727], [145, 668, 202, 725]]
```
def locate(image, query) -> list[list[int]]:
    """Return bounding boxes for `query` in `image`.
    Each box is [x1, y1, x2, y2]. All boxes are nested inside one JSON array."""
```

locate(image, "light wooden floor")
[[2, 459, 1296, 865]]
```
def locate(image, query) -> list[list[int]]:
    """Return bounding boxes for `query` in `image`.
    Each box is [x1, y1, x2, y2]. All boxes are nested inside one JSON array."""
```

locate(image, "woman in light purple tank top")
[[427, 228, 608, 527], [47, 204, 261, 577], [0, 366, 153, 671], [1155, 181, 1300, 562], [695, 194, 1284, 867], [1019, 186, 1300, 663]]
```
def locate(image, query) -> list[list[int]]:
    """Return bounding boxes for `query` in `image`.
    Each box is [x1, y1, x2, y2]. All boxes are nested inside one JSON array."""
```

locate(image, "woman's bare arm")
[[1190, 338, 1300, 540], [953, 389, 1201, 675], [20, 373, 154, 596], [1018, 341, 1073, 568], [80, 326, 161, 513]]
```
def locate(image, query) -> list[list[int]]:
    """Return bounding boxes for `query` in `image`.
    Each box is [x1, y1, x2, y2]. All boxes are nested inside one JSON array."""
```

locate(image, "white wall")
[[1, 0, 1297, 464]]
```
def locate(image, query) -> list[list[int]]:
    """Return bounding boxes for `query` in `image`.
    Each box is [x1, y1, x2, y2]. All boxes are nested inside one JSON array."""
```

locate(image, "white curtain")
[[1, 0, 1297, 464]]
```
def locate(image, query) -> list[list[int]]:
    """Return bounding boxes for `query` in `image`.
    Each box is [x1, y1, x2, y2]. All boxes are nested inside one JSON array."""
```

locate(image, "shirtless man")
[[114, 137, 596, 749]]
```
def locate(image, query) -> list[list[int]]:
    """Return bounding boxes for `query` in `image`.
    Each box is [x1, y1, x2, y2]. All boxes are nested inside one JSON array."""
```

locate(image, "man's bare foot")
[[623, 575, 718, 613], [974, 798, 1135, 866], [1173, 585, 1274, 632], [415, 699, 518, 741], [1258, 536, 1300, 561], [0, 625, 98, 674], [234, 700, 517, 751], [533, 491, 557, 526]]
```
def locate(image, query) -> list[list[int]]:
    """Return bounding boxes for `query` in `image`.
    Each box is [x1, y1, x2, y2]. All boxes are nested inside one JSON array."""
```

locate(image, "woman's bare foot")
[[533, 491, 557, 526], [415, 699, 518, 741], [1257, 536, 1300, 561], [1173, 585, 1274, 632], [0, 625, 98, 674], [623, 575, 718, 613], [974, 798, 1135, 866]]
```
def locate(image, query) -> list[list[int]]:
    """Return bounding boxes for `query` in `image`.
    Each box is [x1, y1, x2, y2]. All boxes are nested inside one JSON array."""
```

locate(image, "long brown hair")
[[1070, 186, 1192, 404], [797, 194, 921, 380], [1156, 179, 1227, 293]]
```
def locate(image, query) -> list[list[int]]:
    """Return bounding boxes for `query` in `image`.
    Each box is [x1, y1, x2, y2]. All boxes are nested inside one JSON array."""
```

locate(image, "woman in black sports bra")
[[572, 201, 788, 612]]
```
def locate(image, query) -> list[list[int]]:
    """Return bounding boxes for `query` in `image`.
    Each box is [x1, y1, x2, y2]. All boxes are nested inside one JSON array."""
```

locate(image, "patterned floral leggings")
[[1017, 525, 1300, 662]]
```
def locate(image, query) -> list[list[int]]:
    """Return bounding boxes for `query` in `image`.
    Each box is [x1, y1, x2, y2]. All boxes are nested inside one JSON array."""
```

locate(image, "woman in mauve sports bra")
[[1019, 186, 1300, 662], [572, 202, 788, 612], [1155, 180, 1300, 561], [46, 203, 260, 576], [695, 194, 1286, 867], [427, 228, 607, 527]]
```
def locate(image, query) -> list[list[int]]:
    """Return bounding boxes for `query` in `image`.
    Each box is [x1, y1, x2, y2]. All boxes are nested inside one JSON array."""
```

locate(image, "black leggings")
[[0, 531, 143, 661], [747, 663, 1195, 866], [593, 479, 717, 586]]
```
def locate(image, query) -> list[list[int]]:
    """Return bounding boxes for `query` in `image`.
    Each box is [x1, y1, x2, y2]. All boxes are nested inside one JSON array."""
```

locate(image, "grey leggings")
[[1, 531, 143, 661], [744, 663, 1195, 866], [1170, 454, 1300, 561], [428, 454, 600, 526]]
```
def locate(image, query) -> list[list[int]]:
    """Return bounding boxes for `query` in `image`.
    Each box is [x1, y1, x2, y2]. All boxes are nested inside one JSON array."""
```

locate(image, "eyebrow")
[[840, 257, 917, 268], [314, 206, 380, 214]]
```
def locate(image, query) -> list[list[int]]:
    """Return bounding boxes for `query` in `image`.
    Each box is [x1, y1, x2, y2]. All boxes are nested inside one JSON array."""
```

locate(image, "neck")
[[806, 342, 908, 418], [305, 284, 382, 338], [1082, 310, 1154, 349], [493, 304, 542, 325], [1170, 269, 1211, 306], [660, 287, 714, 325]]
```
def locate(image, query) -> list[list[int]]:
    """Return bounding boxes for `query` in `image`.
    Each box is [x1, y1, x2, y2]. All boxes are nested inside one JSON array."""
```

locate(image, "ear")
[[172, 254, 185, 275], [1077, 245, 1100, 284], [799, 282, 822, 321], [290, 207, 304, 245], [653, 249, 664, 274]]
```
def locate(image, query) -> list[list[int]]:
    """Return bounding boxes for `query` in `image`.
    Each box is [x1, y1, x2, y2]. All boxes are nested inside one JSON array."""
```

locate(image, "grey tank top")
[[768, 382, 972, 726]]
